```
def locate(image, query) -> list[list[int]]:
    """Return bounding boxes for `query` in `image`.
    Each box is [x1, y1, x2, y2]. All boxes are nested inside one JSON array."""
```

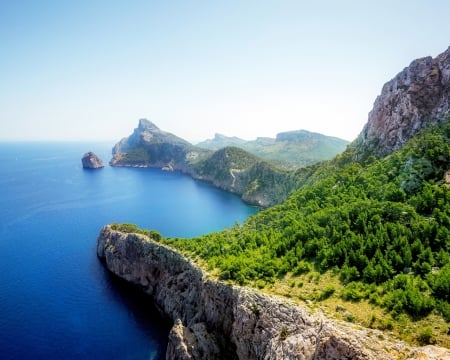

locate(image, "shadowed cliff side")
[[97, 225, 450, 360]]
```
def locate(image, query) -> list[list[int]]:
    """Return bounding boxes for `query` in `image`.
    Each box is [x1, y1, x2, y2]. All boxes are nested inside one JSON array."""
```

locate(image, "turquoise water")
[[0, 142, 257, 359]]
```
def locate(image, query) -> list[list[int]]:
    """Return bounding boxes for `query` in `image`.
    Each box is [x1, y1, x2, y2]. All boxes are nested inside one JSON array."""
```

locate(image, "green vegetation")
[[110, 223, 162, 241], [196, 130, 349, 169], [113, 119, 450, 347], [162, 120, 450, 346]]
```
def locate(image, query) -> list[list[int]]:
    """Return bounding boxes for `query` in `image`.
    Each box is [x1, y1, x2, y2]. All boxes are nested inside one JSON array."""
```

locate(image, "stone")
[[81, 152, 104, 169], [354, 46, 450, 158]]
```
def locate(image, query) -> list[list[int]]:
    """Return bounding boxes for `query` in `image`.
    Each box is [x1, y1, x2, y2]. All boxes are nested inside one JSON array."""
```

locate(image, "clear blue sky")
[[1, 0, 450, 142]]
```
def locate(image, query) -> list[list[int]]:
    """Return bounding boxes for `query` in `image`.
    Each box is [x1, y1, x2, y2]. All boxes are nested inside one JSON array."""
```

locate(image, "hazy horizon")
[[1, 1, 450, 143]]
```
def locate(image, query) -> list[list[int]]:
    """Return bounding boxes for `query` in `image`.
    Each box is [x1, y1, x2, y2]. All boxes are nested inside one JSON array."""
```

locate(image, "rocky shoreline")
[[97, 225, 450, 359]]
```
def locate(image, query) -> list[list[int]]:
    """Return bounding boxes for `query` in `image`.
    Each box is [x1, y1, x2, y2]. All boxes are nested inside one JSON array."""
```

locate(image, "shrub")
[[318, 285, 335, 300], [417, 326, 434, 345]]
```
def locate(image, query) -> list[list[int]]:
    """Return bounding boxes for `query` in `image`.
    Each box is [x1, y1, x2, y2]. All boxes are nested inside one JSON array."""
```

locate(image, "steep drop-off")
[[97, 226, 450, 360]]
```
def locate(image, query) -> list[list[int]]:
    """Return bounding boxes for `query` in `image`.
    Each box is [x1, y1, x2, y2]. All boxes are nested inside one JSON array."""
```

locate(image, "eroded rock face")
[[81, 152, 104, 169], [356, 46, 450, 158], [97, 226, 450, 360]]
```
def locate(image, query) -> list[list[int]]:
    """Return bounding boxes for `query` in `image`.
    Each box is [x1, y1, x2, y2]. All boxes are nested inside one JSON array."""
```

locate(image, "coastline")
[[97, 225, 450, 359]]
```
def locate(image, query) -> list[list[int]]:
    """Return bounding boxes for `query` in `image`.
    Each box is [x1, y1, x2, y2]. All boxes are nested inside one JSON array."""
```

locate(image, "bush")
[[293, 261, 311, 275], [341, 282, 364, 302], [318, 285, 335, 300], [431, 265, 450, 302], [417, 326, 434, 345]]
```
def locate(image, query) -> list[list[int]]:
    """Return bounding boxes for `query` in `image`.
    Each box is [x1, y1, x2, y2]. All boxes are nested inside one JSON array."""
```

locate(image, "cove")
[[0, 142, 257, 360]]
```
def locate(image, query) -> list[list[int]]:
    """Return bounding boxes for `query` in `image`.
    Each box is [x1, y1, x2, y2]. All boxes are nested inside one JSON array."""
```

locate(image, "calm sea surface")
[[0, 142, 257, 359]]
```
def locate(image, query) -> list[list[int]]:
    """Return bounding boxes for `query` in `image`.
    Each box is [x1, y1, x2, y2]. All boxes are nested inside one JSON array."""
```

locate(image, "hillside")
[[196, 130, 349, 168], [164, 118, 450, 346], [110, 46, 450, 348], [109, 120, 297, 207]]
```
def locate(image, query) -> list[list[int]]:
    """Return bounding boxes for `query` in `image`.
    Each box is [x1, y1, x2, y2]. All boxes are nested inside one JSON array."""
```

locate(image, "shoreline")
[[97, 225, 450, 359]]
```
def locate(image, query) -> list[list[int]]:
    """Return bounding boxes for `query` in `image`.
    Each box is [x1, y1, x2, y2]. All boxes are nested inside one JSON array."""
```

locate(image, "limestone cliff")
[[355, 46, 450, 158], [97, 226, 450, 360]]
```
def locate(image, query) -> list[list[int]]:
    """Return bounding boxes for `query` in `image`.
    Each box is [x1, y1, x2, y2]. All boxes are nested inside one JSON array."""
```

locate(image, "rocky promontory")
[[97, 225, 450, 360], [81, 152, 104, 169]]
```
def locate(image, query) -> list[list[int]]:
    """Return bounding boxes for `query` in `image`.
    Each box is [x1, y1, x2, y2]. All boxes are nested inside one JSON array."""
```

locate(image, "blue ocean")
[[0, 142, 257, 359]]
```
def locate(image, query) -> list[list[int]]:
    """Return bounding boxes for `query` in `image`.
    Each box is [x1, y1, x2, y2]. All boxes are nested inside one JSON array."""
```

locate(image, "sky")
[[1, 1, 450, 143]]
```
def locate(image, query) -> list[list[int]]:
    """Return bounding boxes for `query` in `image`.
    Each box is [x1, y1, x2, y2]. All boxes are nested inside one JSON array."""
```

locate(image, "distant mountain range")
[[196, 130, 349, 168]]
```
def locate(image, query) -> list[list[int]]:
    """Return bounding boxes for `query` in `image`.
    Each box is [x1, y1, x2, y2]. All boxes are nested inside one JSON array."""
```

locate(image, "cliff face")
[[97, 226, 449, 360], [356, 46, 450, 158]]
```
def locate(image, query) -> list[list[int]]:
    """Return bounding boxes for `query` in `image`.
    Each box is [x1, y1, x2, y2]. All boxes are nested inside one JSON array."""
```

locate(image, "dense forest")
[[114, 119, 450, 346]]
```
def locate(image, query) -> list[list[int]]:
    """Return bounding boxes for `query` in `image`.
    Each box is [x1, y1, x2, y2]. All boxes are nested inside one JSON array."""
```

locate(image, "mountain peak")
[[355, 45, 450, 158], [138, 118, 159, 131]]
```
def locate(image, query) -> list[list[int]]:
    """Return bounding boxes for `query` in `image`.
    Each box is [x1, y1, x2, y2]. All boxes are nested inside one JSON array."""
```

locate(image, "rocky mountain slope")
[[97, 225, 450, 360], [354, 46, 450, 158], [110, 118, 211, 171], [197, 130, 349, 168]]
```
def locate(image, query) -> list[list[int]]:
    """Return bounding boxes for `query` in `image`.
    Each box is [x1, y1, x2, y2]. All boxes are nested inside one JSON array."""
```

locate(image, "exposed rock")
[[81, 152, 104, 169], [97, 226, 450, 360], [355, 46, 450, 158]]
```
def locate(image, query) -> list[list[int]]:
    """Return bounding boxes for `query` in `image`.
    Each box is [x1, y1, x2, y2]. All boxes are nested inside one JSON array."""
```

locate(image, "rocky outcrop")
[[81, 152, 104, 169], [355, 46, 450, 158], [97, 226, 450, 360]]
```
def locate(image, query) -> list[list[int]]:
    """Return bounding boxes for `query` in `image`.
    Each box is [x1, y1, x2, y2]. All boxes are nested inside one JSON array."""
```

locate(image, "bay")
[[0, 142, 257, 359]]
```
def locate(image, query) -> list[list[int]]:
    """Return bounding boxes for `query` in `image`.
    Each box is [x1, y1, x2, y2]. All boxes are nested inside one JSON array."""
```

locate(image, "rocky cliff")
[[97, 226, 450, 360], [81, 151, 104, 169], [355, 46, 450, 158]]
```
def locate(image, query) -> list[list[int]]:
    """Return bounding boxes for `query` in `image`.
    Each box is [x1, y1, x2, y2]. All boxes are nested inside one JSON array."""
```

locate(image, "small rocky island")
[[81, 152, 104, 169]]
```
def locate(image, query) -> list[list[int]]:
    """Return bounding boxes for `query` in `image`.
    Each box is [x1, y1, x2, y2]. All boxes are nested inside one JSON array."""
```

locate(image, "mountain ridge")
[[196, 129, 349, 168]]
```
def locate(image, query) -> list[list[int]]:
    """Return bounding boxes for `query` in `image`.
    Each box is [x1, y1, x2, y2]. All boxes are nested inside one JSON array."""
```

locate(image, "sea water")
[[0, 142, 257, 359]]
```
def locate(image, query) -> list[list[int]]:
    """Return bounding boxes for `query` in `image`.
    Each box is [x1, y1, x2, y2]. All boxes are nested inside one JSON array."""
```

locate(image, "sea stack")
[[82, 152, 104, 169]]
